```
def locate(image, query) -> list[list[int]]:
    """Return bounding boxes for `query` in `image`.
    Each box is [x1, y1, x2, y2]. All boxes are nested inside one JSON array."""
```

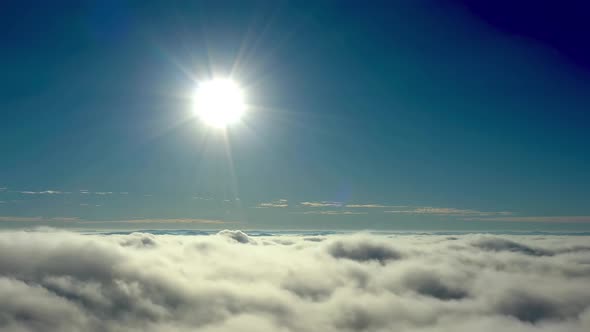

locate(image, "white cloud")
[[465, 216, 590, 223], [256, 199, 288, 208], [11, 189, 133, 196], [299, 210, 368, 215], [114, 218, 229, 224], [192, 196, 213, 200], [300, 201, 343, 207], [344, 204, 405, 208], [385, 206, 512, 217], [0, 217, 228, 225], [0, 216, 80, 222], [19, 190, 64, 195], [217, 229, 255, 244], [0, 231, 589, 331]]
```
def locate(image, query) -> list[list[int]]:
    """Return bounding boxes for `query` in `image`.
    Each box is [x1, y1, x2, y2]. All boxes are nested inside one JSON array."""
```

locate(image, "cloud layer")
[[0, 230, 589, 331]]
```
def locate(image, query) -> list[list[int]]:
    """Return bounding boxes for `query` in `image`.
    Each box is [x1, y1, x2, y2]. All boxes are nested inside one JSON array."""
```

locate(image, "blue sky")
[[1, 0, 589, 230]]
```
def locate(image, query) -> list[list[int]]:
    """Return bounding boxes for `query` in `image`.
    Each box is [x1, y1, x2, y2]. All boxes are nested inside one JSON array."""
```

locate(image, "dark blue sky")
[[1, 0, 589, 230]]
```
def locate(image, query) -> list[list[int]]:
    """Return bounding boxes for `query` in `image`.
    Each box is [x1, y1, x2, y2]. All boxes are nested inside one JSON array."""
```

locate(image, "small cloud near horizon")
[[19, 190, 65, 195], [111, 218, 230, 224], [0, 216, 81, 222], [465, 216, 590, 223], [345, 204, 407, 208], [385, 207, 512, 217], [256, 199, 288, 208], [298, 210, 368, 215], [300, 201, 342, 207]]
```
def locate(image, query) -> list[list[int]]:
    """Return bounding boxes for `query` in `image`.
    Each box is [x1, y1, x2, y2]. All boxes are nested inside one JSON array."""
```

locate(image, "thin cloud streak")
[[300, 201, 343, 207], [114, 218, 229, 224], [0, 216, 229, 225], [385, 207, 512, 217], [19, 190, 65, 195], [298, 210, 368, 215], [256, 199, 288, 208], [0, 216, 80, 222], [345, 204, 407, 208], [466, 216, 590, 223]]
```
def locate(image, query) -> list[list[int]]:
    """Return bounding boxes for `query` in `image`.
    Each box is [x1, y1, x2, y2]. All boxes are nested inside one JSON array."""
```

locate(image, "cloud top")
[[0, 231, 589, 331]]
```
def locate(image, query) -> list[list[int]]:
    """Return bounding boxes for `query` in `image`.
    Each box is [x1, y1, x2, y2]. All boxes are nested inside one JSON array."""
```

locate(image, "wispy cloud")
[[300, 201, 342, 207], [385, 206, 512, 217], [465, 216, 590, 223], [0, 216, 229, 225], [0, 216, 80, 222], [256, 199, 288, 208], [345, 204, 407, 208], [114, 218, 229, 224], [290, 201, 511, 218], [192, 196, 212, 200], [11, 189, 131, 196], [298, 210, 368, 215], [19, 190, 65, 195]]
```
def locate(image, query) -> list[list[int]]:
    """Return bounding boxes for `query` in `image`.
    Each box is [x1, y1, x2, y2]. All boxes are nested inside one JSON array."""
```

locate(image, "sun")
[[193, 79, 246, 128]]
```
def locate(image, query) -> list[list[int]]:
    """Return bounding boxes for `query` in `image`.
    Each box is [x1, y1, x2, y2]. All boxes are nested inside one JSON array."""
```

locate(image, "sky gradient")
[[1, 0, 589, 231]]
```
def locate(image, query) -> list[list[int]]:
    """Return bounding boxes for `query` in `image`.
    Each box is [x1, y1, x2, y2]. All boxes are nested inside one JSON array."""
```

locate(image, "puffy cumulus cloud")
[[0, 231, 590, 331], [471, 237, 554, 256], [217, 229, 254, 244], [326, 236, 402, 263]]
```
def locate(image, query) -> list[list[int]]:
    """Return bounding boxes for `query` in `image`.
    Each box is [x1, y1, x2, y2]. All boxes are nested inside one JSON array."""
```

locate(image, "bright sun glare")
[[193, 79, 246, 128]]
